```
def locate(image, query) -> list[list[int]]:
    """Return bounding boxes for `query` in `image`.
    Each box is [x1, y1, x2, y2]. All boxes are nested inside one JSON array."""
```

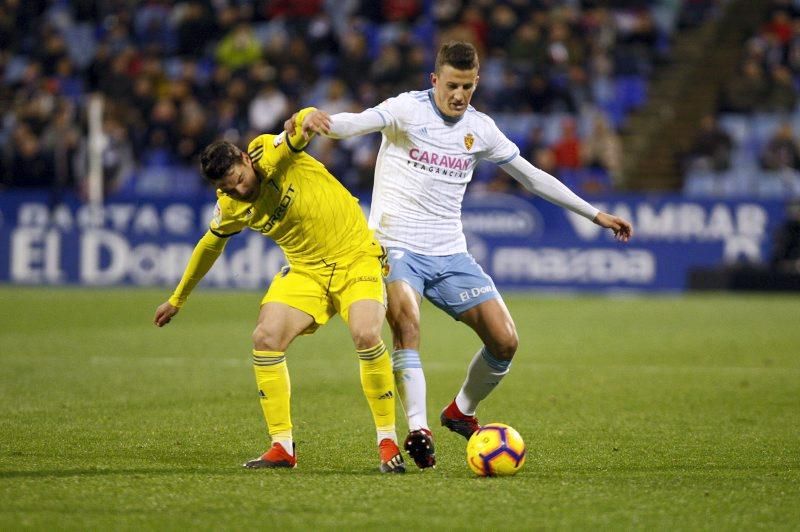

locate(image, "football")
[[466, 423, 526, 477]]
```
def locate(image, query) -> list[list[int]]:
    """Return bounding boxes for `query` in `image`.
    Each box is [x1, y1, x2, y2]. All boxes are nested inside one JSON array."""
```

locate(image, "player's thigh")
[[261, 266, 336, 333], [458, 297, 519, 360], [424, 253, 501, 319], [254, 301, 316, 352], [346, 299, 386, 350], [383, 248, 428, 348], [336, 252, 386, 326]]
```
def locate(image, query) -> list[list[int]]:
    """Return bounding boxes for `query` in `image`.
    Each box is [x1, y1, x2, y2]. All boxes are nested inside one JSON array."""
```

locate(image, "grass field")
[[1, 287, 799, 530]]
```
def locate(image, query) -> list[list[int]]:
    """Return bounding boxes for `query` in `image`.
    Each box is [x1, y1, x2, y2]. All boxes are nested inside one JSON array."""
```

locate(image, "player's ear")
[[430, 72, 437, 88], [241, 151, 252, 167]]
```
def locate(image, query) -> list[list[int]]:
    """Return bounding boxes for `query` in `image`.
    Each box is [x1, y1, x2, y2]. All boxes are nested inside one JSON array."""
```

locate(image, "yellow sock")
[[357, 341, 397, 443], [252, 350, 292, 449]]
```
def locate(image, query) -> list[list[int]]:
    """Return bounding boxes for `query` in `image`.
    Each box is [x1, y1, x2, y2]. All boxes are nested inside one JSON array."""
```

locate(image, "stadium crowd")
[[683, 0, 800, 198], [0, 0, 722, 201]]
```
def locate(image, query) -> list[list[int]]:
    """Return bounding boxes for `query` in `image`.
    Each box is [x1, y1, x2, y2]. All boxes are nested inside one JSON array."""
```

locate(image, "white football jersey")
[[366, 90, 519, 255]]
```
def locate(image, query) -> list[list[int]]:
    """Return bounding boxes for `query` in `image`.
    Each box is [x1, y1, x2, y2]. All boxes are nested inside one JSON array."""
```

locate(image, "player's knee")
[[491, 327, 519, 361], [252, 325, 284, 352], [389, 318, 420, 348], [392, 321, 419, 349], [351, 329, 382, 351]]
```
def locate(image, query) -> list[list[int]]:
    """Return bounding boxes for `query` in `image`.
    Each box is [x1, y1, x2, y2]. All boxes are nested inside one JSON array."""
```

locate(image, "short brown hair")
[[200, 141, 243, 182], [434, 41, 479, 73]]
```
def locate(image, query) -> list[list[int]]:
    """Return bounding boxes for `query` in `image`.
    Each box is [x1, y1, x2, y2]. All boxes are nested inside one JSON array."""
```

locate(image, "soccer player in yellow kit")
[[153, 108, 405, 473]]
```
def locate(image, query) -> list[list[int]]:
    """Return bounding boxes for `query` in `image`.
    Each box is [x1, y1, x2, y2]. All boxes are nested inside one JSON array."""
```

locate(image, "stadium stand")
[[682, 0, 800, 199], [0, 0, 732, 202]]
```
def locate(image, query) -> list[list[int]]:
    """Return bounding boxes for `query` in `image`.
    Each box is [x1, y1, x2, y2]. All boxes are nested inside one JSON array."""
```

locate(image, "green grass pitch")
[[1, 287, 799, 529]]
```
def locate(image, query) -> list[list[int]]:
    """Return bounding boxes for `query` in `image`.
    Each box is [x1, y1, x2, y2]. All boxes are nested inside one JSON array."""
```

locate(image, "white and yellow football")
[[466, 423, 526, 477]]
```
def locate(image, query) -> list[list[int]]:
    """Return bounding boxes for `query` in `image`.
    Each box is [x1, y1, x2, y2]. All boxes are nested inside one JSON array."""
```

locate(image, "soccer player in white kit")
[[288, 41, 633, 469]]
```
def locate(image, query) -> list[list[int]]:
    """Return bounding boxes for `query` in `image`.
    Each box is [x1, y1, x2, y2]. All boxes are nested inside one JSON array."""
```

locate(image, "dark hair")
[[434, 41, 479, 73], [200, 141, 243, 181]]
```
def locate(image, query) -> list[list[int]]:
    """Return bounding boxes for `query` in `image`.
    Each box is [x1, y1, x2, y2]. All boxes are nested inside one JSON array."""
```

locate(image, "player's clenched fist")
[[154, 301, 179, 327]]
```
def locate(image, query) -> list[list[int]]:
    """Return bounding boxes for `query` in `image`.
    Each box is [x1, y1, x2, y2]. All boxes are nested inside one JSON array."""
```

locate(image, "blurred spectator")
[[381, 0, 422, 24], [317, 78, 356, 115], [248, 83, 290, 133], [551, 117, 582, 170], [722, 60, 769, 113], [490, 68, 524, 112], [565, 65, 593, 113], [8, 125, 55, 188], [761, 122, 800, 171], [133, 0, 176, 53], [337, 31, 371, 94], [532, 147, 559, 177], [684, 114, 733, 172], [547, 21, 585, 75], [215, 24, 262, 71], [581, 112, 623, 184], [143, 98, 178, 165], [763, 9, 793, 46], [370, 44, 406, 89], [524, 125, 548, 159], [525, 72, 550, 112], [42, 101, 81, 193], [176, 98, 213, 164], [487, 5, 519, 54], [770, 201, 800, 273], [174, 1, 218, 57], [765, 65, 798, 112], [510, 22, 548, 72]]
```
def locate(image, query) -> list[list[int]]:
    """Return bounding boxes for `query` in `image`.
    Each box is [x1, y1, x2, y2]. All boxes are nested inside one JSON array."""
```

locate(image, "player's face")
[[216, 153, 260, 203], [431, 65, 479, 118]]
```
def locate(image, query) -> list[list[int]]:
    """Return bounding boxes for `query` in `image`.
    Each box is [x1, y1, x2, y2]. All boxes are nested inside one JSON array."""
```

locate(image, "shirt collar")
[[428, 89, 463, 124]]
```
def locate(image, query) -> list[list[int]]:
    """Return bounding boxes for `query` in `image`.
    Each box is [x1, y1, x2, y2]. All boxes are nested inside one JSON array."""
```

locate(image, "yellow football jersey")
[[209, 133, 377, 267]]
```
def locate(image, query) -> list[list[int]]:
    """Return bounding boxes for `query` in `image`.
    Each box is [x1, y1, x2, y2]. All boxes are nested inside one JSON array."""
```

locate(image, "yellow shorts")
[[261, 249, 386, 331]]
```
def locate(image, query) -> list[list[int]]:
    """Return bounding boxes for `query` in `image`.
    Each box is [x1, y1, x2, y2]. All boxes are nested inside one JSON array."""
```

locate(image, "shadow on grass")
[[0, 466, 418, 479]]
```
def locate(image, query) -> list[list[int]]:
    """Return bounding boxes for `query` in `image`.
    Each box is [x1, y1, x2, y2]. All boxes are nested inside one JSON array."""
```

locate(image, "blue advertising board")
[[0, 190, 787, 292]]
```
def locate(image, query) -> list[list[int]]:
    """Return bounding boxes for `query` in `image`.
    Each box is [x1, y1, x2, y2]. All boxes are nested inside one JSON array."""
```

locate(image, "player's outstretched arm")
[[284, 108, 385, 140], [153, 230, 228, 327], [593, 212, 633, 242], [500, 155, 633, 242], [154, 301, 179, 327]]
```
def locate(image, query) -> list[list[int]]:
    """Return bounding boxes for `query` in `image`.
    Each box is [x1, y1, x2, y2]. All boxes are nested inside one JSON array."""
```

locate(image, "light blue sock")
[[391, 349, 428, 431]]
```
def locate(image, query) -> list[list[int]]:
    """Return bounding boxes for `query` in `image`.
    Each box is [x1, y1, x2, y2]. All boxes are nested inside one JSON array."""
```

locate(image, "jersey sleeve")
[[209, 194, 245, 237], [370, 93, 413, 137], [168, 230, 228, 308], [480, 116, 520, 165], [247, 108, 317, 167], [327, 93, 412, 139]]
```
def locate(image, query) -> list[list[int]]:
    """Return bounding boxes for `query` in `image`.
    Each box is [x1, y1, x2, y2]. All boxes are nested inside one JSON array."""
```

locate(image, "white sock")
[[376, 428, 398, 445], [454, 346, 511, 416], [272, 431, 294, 456], [392, 349, 429, 431]]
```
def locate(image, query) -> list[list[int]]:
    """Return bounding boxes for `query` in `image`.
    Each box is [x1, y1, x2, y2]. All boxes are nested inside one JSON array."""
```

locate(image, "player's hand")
[[593, 212, 633, 242], [284, 110, 332, 141], [154, 301, 179, 327], [284, 112, 300, 137], [301, 109, 331, 140]]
